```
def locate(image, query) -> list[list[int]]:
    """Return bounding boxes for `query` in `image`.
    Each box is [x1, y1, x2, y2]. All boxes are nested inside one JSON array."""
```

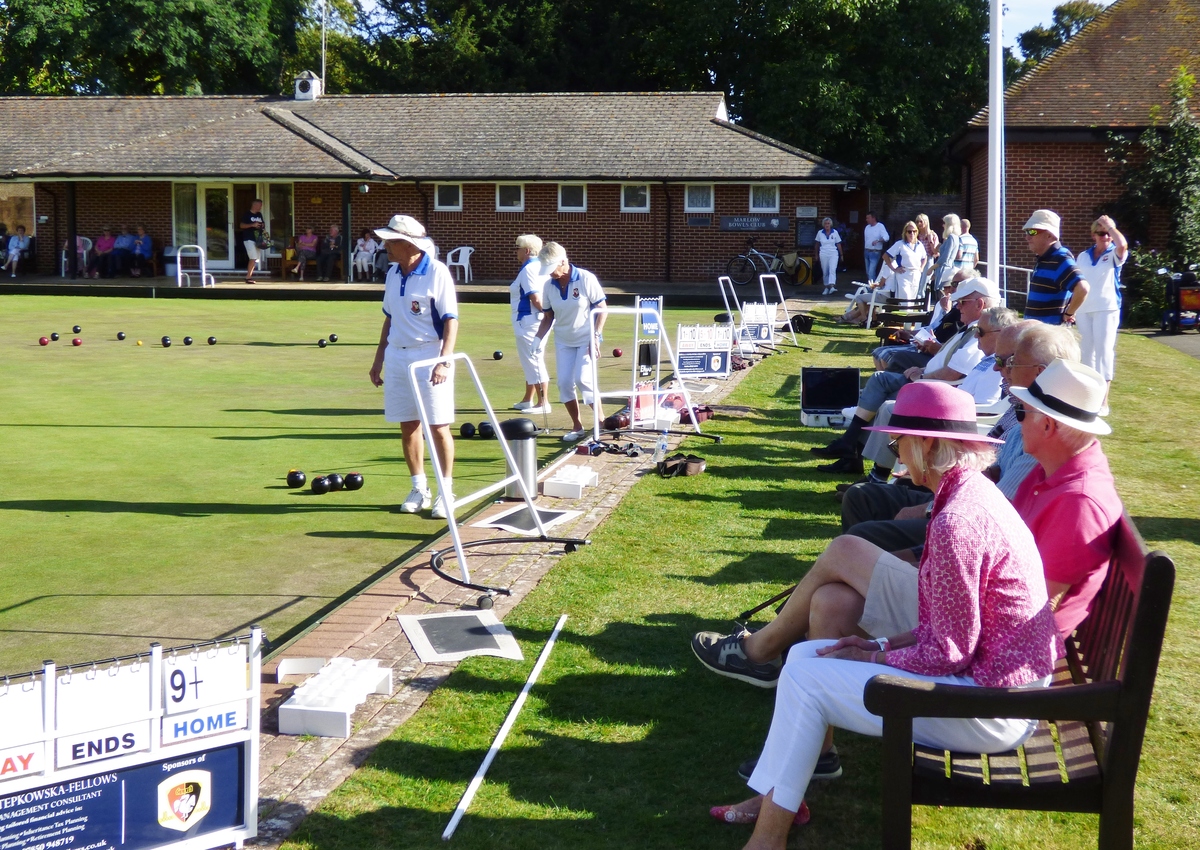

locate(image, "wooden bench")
[[864, 514, 1174, 850]]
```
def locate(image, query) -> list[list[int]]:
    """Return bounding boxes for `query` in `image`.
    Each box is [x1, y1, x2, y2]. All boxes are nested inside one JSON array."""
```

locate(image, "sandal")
[[709, 800, 810, 826]]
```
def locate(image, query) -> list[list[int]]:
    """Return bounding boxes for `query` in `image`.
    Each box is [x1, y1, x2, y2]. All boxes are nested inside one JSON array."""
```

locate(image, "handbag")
[[680, 405, 714, 424], [657, 454, 707, 478]]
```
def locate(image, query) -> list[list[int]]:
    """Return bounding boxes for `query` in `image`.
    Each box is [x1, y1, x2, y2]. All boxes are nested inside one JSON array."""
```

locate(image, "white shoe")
[[513, 400, 533, 410], [841, 406, 857, 420], [430, 493, 455, 519], [526, 403, 551, 415], [824, 285, 836, 295], [399, 487, 431, 513], [562, 429, 586, 442]]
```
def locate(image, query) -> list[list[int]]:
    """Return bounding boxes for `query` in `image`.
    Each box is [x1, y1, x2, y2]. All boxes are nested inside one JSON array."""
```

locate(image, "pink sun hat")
[[863, 382, 1004, 444]]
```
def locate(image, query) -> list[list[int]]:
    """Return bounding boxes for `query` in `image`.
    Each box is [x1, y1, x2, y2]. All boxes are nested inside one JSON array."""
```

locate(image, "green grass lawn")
[[280, 321, 1200, 850], [0, 295, 714, 673]]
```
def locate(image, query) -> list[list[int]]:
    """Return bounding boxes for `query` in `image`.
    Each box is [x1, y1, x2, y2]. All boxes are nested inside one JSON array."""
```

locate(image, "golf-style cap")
[[1008, 358, 1111, 435], [375, 214, 435, 254], [537, 241, 568, 276], [1022, 209, 1061, 240], [950, 276, 999, 302], [864, 382, 1004, 444]]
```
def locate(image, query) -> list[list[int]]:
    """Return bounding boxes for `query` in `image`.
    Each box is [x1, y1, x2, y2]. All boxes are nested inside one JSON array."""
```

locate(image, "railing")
[[977, 261, 1033, 309]]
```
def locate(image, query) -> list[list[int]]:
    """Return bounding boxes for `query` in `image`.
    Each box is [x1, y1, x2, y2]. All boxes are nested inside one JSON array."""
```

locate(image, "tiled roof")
[[969, 0, 1200, 130], [0, 92, 857, 182]]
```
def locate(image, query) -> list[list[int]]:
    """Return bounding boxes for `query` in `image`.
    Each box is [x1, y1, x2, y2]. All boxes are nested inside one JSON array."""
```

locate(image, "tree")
[[0, 0, 305, 94], [1013, 1, 1104, 75]]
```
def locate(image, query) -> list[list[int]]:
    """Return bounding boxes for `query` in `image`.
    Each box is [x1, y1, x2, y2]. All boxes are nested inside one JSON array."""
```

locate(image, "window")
[[435, 184, 462, 211], [496, 184, 524, 211], [684, 184, 714, 213], [172, 183, 198, 247], [0, 182, 35, 236], [621, 184, 650, 213], [749, 184, 779, 213], [558, 184, 587, 212], [267, 183, 293, 254]]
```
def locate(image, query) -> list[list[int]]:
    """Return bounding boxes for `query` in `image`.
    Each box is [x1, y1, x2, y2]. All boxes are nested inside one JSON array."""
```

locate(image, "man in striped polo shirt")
[[1022, 209, 1089, 325]]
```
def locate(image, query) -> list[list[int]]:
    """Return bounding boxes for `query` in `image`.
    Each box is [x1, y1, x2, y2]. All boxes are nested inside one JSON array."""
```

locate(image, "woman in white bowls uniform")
[[510, 234, 551, 414], [1073, 215, 1128, 389], [882, 221, 928, 300], [532, 242, 607, 442], [814, 217, 843, 295], [369, 215, 459, 519]]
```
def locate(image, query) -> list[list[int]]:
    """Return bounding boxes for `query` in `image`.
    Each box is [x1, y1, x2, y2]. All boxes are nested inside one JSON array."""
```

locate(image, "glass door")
[[198, 184, 234, 269]]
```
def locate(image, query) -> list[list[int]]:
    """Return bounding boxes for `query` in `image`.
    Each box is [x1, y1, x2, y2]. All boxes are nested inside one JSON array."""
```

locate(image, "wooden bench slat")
[[1022, 721, 1063, 784], [948, 752, 985, 785], [986, 751, 1024, 785], [1056, 720, 1101, 780], [912, 746, 947, 780]]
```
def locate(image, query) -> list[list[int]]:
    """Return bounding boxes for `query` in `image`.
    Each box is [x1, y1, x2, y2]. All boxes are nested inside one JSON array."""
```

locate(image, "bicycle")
[[725, 237, 812, 286]]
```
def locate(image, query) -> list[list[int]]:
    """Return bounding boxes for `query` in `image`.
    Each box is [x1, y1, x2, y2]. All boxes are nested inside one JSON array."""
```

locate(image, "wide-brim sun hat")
[[1022, 209, 1061, 240], [374, 214, 435, 254], [1007, 358, 1111, 435], [863, 382, 1004, 444]]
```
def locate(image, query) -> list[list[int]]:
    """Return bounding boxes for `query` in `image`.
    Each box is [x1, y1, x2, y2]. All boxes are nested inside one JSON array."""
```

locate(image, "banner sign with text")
[[676, 324, 733, 378]]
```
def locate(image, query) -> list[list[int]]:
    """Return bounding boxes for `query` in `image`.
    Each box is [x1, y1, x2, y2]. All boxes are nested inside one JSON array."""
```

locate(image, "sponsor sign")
[[637, 297, 662, 338]]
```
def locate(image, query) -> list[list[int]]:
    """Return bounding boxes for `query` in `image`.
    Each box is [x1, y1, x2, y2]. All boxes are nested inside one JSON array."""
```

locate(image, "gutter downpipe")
[[342, 182, 352, 283], [662, 181, 672, 283]]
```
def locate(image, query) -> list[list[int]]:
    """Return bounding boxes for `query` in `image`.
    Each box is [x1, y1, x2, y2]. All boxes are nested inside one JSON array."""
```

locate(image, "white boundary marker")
[[442, 613, 569, 841]]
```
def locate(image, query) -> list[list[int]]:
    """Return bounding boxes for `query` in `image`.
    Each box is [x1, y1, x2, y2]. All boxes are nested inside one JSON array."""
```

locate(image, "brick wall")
[[34, 179, 838, 283]]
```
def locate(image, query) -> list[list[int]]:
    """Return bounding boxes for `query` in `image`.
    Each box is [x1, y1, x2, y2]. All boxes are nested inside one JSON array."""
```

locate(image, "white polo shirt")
[[863, 222, 889, 252], [815, 229, 842, 253], [543, 265, 606, 347], [925, 323, 982, 375], [1077, 244, 1125, 313], [511, 258, 546, 324], [382, 252, 458, 347]]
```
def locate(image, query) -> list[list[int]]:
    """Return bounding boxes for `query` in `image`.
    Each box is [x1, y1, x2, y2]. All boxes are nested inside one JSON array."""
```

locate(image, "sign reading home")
[[719, 215, 789, 232]]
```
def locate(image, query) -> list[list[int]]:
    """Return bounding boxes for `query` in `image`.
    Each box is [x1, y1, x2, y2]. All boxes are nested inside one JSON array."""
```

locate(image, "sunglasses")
[[974, 326, 997, 337], [1013, 402, 1026, 423], [1024, 229, 1041, 236], [886, 437, 902, 458]]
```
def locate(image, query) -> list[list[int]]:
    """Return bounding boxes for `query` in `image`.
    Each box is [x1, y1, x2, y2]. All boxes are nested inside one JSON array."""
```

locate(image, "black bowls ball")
[[286, 470, 307, 488], [318, 338, 328, 348], [310, 476, 330, 495], [208, 336, 217, 345], [478, 421, 496, 439], [493, 350, 504, 360], [117, 332, 126, 341], [326, 473, 345, 492], [183, 336, 194, 346], [50, 333, 60, 341], [459, 422, 477, 438], [344, 472, 364, 490], [161, 336, 172, 348], [329, 333, 339, 343], [73, 325, 82, 333]]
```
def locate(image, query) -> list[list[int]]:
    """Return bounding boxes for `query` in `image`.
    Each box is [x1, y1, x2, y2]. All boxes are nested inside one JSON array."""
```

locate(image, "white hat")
[[537, 241, 569, 276], [1008, 358, 1111, 435], [1022, 209, 1061, 240], [374, 214, 435, 254], [950, 276, 999, 302]]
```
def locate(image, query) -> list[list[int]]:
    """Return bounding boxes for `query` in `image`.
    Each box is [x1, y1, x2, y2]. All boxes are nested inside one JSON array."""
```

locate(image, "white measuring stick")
[[441, 613, 569, 840]]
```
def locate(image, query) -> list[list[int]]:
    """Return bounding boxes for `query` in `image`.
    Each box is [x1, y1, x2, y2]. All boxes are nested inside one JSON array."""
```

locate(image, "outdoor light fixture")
[[359, 184, 369, 194]]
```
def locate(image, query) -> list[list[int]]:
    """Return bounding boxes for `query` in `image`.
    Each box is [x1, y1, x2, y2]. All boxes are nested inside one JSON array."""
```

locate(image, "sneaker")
[[737, 747, 842, 782], [691, 630, 781, 688], [841, 406, 858, 420], [430, 492, 455, 519], [562, 429, 586, 442], [399, 487, 431, 513], [513, 400, 534, 410]]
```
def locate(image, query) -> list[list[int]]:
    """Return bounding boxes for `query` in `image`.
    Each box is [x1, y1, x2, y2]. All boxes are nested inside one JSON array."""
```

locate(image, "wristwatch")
[[873, 636, 891, 652]]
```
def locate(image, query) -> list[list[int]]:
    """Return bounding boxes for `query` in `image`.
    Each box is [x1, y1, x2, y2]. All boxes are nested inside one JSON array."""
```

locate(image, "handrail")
[[976, 260, 1033, 308]]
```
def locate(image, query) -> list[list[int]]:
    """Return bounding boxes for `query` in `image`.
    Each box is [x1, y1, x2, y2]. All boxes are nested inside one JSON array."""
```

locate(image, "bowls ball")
[[478, 421, 496, 439], [329, 333, 339, 343], [344, 472, 364, 490], [117, 332, 126, 341], [50, 333, 59, 341], [207, 336, 217, 345], [39, 337, 49, 346], [612, 348, 623, 357], [137, 340, 143, 346], [310, 476, 331, 495], [326, 473, 345, 492], [286, 470, 307, 488], [161, 336, 171, 348], [459, 422, 476, 438], [183, 336, 193, 346], [493, 350, 504, 360], [318, 338, 327, 348], [73, 325, 82, 334], [72, 338, 82, 346]]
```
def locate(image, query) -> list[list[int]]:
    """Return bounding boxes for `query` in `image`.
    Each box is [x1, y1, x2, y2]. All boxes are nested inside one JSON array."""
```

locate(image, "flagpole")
[[987, 0, 1004, 300]]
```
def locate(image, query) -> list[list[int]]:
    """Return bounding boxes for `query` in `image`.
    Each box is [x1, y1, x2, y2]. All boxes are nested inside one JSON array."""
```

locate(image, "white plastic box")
[[277, 657, 393, 738], [542, 464, 599, 499]]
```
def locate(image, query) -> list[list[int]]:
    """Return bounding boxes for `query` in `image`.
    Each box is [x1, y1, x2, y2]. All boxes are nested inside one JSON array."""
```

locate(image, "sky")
[[1001, 0, 1072, 49]]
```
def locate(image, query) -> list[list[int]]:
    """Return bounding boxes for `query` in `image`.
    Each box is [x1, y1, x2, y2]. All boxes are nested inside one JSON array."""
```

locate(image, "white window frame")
[[620, 184, 651, 213], [495, 183, 525, 212], [434, 183, 463, 212], [557, 183, 587, 212], [684, 184, 714, 213], [749, 184, 780, 213]]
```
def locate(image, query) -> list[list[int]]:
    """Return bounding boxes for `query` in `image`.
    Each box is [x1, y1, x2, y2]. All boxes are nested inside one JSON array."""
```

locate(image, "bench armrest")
[[863, 674, 1120, 721]]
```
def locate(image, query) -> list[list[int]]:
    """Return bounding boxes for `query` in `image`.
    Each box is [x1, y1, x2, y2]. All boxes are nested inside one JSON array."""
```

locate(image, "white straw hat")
[[1008, 358, 1111, 435], [374, 214, 435, 255]]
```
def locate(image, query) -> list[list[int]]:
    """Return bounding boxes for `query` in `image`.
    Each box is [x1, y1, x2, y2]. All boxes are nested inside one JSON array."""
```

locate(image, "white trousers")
[[555, 341, 596, 405], [354, 252, 374, 277], [748, 640, 1046, 813], [1076, 309, 1119, 381], [820, 250, 839, 287], [513, 317, 548, 384]]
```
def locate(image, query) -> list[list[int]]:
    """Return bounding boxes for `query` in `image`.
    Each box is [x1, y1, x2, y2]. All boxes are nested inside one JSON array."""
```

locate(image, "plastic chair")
[[61, 237, 92, 277], [446, 246, 474, 282]]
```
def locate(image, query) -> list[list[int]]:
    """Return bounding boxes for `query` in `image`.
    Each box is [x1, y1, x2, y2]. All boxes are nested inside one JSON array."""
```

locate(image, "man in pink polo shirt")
[[1008, 358, 1123, 635]]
